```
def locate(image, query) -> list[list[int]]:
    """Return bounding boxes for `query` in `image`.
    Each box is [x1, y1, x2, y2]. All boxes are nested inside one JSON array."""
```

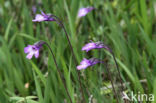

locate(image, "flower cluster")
[[25, 8, 101, 70], [23, 7, 122, 102], [25, 7, 94, 59], [25, 9, 98, 65], [23, 7, 106, 102], [77, 41, 108, 70]]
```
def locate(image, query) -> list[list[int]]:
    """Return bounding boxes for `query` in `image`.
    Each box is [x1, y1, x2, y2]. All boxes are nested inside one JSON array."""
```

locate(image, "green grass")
[[0, 0, 156, 103]]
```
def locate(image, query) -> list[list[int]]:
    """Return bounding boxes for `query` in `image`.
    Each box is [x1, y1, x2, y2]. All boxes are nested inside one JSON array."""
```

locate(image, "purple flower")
[[82, 42, 108, 52], [24, 42, 44, 59], [32, 11, 55, 22], [77, 7, 94, 18], [32, 6, 37, 14], [77, 58, 100, 70]]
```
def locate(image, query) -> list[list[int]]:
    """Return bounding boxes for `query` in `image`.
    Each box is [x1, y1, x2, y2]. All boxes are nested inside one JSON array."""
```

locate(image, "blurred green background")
[[0, 0, 156, 103]]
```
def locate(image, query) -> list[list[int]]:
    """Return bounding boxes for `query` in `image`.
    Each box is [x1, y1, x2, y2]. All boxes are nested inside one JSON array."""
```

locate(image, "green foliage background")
[[0, 0, 156, 103]]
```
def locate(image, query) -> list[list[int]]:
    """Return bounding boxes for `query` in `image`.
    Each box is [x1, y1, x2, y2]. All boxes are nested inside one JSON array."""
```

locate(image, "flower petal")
[[82, 43, 96, 52], [77, 58, 90, 70], [24, 45, 33, 53], [26, 52, 34, 59], [41, 11, 46, 17], [80, 58, 88, 64], [78, 7, 94, 18], [32, 14, 45, 22], [77, 65, 88, 70], [34, 50, 39, 58]]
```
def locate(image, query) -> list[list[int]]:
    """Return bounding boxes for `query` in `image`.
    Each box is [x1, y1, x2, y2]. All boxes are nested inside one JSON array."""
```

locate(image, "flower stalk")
[[102, 61, 119, 103], [101, 45, 124, 93], [50, 15, 86, 102], [32, 11, 93, 102], [82, 42, 124, 92], [76, 58, 119, 102], [25, 41, 73, 103], [43, 41, 73, 103]]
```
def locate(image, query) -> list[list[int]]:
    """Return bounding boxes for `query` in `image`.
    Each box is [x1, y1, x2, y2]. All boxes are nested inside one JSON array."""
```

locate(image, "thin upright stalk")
[[103, 46, 124, 94], [111, 52, 124, 91], [102, 61, 119, 103], [43, 42, 73, 103], [108, 48, 124, 91], [51, 15, 86, 102]]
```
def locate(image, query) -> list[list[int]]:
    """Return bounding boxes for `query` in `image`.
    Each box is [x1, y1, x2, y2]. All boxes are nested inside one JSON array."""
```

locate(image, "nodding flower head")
[[78, 7, 94, 18], [82, 41, 108, 52], [24, 41, 45, 59], [77, 58, 100, 70], [32, 11, 56, 22]]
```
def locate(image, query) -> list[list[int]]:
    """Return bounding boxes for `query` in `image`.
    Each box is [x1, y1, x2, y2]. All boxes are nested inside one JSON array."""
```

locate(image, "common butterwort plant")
[[81, 41, 124, 90], [77, 57, 119, 102], [24, 41, 73, 103], [77, 41, 125, 103], [32, 10, 89, 102]]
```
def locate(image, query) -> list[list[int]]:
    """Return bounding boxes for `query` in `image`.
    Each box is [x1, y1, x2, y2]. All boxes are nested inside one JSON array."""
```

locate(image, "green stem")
[[51, 15, 86, 102], [42, 41, 73, 103]]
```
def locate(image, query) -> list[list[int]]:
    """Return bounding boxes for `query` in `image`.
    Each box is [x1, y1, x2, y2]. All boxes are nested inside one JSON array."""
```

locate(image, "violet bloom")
[[32, 6, 37, 14], [32, 11, 55, 22], [82, 42, 108, 52], [77, 58, 100, 70], [24, 42, 44, 59], [78, 7, 94, 18]]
